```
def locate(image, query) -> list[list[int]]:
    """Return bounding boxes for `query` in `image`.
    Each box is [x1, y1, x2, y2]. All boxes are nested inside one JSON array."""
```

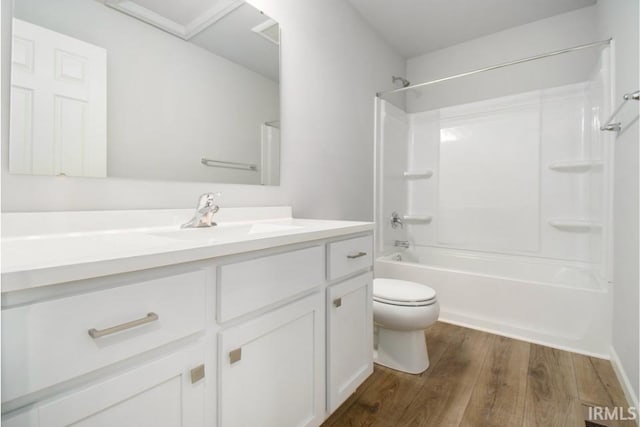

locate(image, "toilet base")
[[373, 326, 430, 374]]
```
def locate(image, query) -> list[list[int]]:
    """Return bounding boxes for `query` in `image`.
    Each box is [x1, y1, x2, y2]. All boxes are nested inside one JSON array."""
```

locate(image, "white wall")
[[596, 0, 639, 407], [1, 0, 405, 218], [405, 6, 601, 112]]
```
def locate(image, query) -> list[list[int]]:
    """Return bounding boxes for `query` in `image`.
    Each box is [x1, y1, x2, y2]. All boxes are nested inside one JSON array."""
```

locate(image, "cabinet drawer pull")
[[346, 252, 367, 259], [88, 312, 159, 339], [334, 298, 342, 308], [229, 348, 242, 364]]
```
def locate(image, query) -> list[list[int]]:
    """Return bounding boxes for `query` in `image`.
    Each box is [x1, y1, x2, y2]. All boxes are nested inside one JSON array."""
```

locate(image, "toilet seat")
[[374, 296, 437, 307], [373, 278, 437, 307]]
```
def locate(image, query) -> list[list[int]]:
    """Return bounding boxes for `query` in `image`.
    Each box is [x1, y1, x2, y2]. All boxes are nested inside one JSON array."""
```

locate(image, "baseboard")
[[438, 312, 609, 359], [609, 345, 639, 415]]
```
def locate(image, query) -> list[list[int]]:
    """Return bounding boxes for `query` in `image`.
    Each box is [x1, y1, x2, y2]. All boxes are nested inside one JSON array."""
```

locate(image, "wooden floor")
[[323, 322, 634, 427]]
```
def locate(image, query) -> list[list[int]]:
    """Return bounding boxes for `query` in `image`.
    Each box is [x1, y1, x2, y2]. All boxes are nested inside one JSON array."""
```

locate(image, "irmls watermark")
[[587, 406, 638, 422]]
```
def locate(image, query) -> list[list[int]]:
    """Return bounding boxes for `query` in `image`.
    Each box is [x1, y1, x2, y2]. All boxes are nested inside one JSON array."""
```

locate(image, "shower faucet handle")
[[391, 211, 404, 229]]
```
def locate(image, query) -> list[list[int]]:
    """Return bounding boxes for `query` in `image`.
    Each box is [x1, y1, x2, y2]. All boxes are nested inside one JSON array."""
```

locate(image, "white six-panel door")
[[10, 18, 107, 177]]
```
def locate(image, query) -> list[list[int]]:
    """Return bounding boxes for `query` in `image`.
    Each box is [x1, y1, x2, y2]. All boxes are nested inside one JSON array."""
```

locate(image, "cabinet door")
[[3, 343, 207, 427], [327, 272, 373, 412], [218, 293, 324, 427]]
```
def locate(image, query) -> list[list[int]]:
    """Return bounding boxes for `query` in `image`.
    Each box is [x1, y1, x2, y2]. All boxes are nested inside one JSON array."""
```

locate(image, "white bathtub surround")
[[1, 208, 374, 426], [375, 47, 613, 358], [376, 250, 610, 357], [381, 77, 611, 266], [1, 207, 372, 291]]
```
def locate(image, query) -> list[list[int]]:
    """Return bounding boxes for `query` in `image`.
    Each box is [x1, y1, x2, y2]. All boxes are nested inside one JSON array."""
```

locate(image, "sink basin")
[[149, 228, 221, 242], [149, 222, 305, 242]]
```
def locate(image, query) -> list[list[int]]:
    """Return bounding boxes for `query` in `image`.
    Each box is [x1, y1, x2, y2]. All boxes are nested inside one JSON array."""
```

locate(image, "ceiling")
[[105, 0, 244, 39], [104, 0, 279, 81], [129, 0, 228, 27], [347, 0, 597, 58], [190, 4, 280, 81]]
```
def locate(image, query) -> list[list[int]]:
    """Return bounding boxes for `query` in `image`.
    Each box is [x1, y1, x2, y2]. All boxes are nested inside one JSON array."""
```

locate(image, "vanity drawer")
[[218, 245, 324, 322], [327, 235, 373, 280], [2, 269, 206, 402]]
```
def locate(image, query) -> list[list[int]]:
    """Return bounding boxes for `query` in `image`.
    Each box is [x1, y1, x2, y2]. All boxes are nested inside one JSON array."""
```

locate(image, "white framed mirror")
[[10, 0, 281, 185]]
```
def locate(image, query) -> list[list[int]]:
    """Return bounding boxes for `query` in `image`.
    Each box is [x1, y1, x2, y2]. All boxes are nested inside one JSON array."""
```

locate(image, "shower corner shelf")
[[402, 215, 433, 223], [403, 170, 433, 179], [549, 219, 602, 232], [548, 160, 603, 173]]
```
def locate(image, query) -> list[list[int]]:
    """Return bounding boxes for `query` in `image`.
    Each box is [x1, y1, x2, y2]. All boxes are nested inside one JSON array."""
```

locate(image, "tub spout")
[[394, 240, 410, 249]]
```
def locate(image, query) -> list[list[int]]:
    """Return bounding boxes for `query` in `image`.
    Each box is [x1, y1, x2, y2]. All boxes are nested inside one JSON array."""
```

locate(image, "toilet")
[[373, 278, 440, 374]]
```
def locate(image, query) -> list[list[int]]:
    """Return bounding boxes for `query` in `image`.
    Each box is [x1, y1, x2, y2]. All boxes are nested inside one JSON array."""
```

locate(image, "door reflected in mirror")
[[10, 0, 280, 185]]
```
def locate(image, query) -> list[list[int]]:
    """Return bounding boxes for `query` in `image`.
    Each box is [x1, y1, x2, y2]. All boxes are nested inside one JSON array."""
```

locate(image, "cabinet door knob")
[[190, 364, 205, 384], [334, 297, 342, 308], [229, 348, 242, 364]]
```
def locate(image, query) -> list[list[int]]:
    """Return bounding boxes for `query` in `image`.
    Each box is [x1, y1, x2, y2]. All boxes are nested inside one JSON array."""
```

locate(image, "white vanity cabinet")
[[2, 269, 208, 402], [1, 265, 213, 427], [218, 293, 324, 427], [326, 272, 373, 412], [1, 219, 373, 427], [216, 245, 326, 427], [325, 235, 374, 413], [4, 342, 207, 427]]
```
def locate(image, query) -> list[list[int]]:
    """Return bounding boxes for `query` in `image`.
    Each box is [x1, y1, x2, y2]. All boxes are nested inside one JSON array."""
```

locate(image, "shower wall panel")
[[437, 96, 540, 253], [404, 82, 599, 262]]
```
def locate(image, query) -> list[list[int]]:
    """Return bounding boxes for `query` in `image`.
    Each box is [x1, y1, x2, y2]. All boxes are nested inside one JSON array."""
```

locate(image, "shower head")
[[392, 76, 411, 88]]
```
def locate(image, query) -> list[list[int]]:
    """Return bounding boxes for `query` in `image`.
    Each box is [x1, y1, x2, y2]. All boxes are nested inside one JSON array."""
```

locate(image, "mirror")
[[10, 0, 280, 185]]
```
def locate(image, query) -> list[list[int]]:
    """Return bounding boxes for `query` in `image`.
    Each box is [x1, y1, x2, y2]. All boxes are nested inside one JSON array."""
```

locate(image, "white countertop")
[[1, 207, 373, 292]]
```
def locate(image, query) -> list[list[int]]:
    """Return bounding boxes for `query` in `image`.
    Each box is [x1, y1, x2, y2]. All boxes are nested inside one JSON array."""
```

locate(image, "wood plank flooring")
[[323, 322, 634, 427]]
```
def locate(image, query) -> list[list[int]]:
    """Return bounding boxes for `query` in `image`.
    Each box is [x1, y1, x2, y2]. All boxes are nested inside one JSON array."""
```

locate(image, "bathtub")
[[375, 247, 611, 357]]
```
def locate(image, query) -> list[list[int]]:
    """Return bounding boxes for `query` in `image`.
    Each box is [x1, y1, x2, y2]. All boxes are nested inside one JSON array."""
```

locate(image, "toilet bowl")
[[373, 278, 439, 374]]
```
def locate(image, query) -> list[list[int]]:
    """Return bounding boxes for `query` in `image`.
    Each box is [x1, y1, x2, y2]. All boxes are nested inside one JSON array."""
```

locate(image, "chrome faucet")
[[182, 193, 221, 228], [394, 240, 410, 249], [390, 211, 403, 229]]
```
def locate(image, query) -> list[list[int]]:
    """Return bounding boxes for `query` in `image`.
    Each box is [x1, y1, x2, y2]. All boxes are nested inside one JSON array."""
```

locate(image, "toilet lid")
[[373, 278, 436, 305]]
